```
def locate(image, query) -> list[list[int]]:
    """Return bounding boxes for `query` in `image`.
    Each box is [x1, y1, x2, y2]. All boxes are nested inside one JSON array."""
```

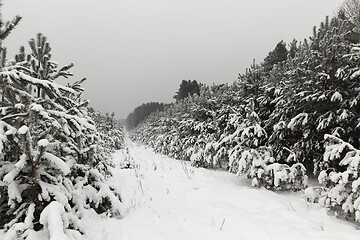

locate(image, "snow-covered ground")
[[83, 140, 359, 240]]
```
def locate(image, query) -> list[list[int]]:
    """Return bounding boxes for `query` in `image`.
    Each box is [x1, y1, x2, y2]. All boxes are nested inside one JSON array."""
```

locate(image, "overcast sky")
[[3, 0, 343, 118]]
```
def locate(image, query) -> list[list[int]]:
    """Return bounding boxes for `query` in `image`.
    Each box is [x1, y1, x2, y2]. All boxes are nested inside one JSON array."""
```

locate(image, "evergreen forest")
[[130, 4, 360, 223], [2, 0, 360, 239], [0, 7, 125, 239]]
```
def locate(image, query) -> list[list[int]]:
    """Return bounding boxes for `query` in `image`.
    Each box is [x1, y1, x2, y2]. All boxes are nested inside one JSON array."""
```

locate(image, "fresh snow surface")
[[83, 140, 360, 240]]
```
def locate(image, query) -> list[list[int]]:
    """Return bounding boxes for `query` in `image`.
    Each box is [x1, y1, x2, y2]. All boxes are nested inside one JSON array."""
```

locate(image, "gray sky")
[[3, 0, 343, 118]]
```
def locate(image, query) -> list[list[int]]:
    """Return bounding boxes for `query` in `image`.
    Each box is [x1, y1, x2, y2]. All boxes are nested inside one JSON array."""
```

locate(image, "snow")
[[2, 138, 359, 239], [38, 139, 49, 147], [10, 71, 77, 95], [43, 152, 71, 175], [351, 69, 360, 80], [318, 170, 328, 184], [82, 140, 360, 240], [287, 113, 308, 130], [352, 178, 360, 192], [31, 103, 45, 112], [7, 181, 22, 208], [14, 203, 35, 232], [39, 201, 69, 240], [304, 187, 320, 203], [48, 109, 96, 131], [331, 91, 343, 102], [17, 125, 29, 135], [3, 154, 27, 183], [339, 110, 350, 121], [39, 181, 69, 206], [15, 153, 27, 169]]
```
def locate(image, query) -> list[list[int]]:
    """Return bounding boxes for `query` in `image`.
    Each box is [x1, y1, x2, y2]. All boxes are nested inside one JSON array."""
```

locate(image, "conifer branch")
[[1, 112, 28, 121], [0, 15, 22, 40]]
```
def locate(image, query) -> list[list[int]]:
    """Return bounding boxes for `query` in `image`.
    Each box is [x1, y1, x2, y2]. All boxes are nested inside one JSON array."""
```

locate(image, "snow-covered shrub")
[[304, 186, 326, 203], [119, 147, 134, 169], [266, 162, 308, 191], [305, 134, 360, 222], [230, 147, 308, 191], [232, 147, 273, 187]]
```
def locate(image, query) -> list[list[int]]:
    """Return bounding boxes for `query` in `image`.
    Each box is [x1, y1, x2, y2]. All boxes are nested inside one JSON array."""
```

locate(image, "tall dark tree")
[[173, 79, 200, 101], [262, 40, 288, 72]]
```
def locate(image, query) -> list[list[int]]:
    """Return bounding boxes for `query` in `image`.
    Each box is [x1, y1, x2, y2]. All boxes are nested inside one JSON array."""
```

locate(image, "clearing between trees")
[[83, 138, 360, 240]]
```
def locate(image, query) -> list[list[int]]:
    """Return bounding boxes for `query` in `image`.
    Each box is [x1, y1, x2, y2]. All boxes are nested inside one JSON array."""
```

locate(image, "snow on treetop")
[[338, 110, 351, 121], [38, 139, 49, 147], [51, 120, 62, 129], [30, 103, 44, 112], [7, 182, 22, 208], [335, 68, 345, 78], [39, 201, 69, 240], [43, 152, 71, 175], [287, 113, 308, 130], [0, 121, 12, 134], [351, 69, 360, 80], [17, 125, 29, 135], [330, 91, 343, 102], [14, 103, 24, 109], [3, 154, 27, 184]]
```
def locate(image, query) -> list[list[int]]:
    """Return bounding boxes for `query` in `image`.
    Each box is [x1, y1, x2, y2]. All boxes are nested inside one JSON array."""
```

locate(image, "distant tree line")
[[126, 102, 165, 129], [126, 79, 201, 129]]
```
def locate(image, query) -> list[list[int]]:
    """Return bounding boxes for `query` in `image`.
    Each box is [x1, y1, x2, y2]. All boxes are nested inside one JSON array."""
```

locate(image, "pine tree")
[[262, 40, 288, 72], [305, 134, 360, 222], [0, 21, 123, 240], [173, 80, 200, 101], [27, 33, 74, 98]]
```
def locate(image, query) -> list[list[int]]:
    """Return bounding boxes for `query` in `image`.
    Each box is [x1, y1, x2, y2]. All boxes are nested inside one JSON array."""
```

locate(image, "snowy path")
[[85, 140, 360, 240]]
